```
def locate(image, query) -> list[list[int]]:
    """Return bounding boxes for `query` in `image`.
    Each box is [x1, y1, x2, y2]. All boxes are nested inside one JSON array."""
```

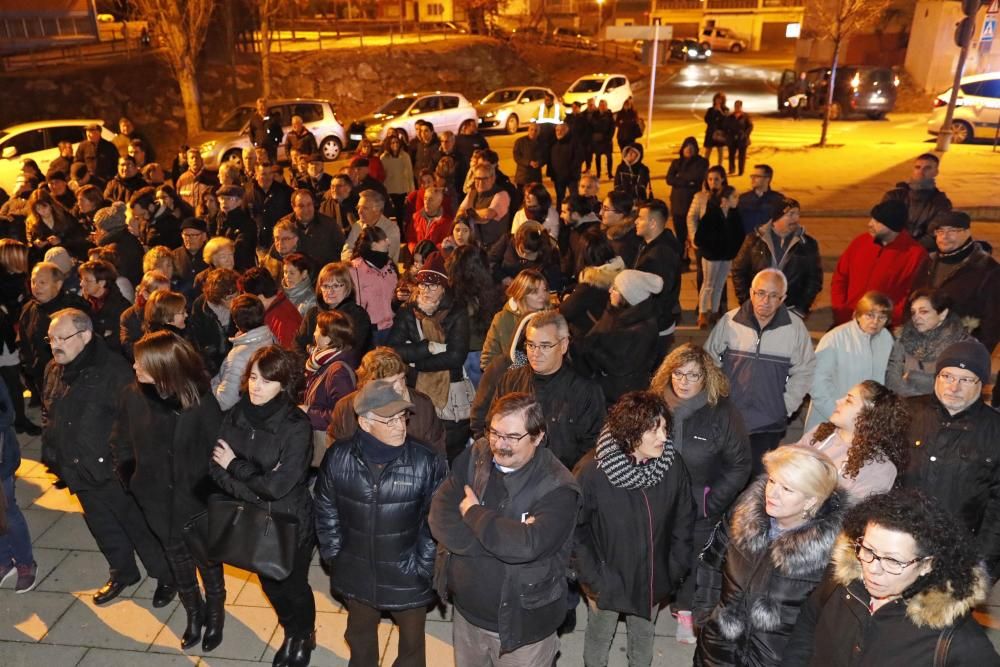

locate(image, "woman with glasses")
[[804, 291, 895, 431], [886, 288, 971, 398], [600, 189, 641, 268], [295, 261, 372, 359], [782, 489, 1000, 666], [693, 445, 845, 666], [573, 391, 696, 667], [650, 343, 751, 644]]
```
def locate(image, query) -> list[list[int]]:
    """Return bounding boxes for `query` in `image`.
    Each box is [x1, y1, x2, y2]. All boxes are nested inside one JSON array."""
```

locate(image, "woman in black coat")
[[666, 136, 709, 263], [112, 331, 226, 652], [615, 97, 644, 151], [782, 489, 1000, 667], [210, 346, 316, 667], [573, 391, 695, 667], [693, 446, 847, 667], [693, 185, 745, 328], [187, 267, 238, 376], [651, 342, 752, 643], [703, 92, 729, 167], [295, 261, 372, 358]]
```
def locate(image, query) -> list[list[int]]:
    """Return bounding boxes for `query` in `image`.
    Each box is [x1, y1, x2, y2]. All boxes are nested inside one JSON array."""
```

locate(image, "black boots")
[[273, 631, 316, 667], [200, 564, 226, 652], [177, 588, 204, 650]]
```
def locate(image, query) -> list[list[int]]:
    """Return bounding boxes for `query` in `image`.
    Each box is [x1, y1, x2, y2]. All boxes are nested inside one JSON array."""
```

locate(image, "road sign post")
[[604, 23, 674, 149]]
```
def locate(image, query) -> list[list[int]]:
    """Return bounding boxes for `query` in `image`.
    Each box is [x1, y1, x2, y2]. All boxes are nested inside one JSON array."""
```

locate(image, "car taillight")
[[933, 98, 947, 108]]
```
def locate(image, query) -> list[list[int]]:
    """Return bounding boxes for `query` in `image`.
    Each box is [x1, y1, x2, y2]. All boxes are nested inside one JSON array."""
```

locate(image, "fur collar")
[[578, 256, 625, 289], [730, 478, 847, 578], [831, 534, 990, 630]]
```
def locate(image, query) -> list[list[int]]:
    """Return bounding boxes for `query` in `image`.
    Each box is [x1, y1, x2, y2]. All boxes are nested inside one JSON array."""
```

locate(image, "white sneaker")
[[676, 610, 696, 644]]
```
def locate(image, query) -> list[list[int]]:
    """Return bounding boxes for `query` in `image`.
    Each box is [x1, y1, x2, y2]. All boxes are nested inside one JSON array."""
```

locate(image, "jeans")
[[452, 609, 559, 667], [727, 143, 747, 176], [260, 539, 317, 638], [0, 475, 33, 566], [698, 259, 731, 315], [583, 602, 659, 667], [345, 598, 427, 667], [464, 351, 483, 390]]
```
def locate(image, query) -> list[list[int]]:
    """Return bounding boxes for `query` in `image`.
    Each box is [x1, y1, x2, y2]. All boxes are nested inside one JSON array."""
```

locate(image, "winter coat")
[[172, 246, 208, 301], [314, 432, 447, 609], [112, 387, 223, 541], [781, 535, 1000, 667], [667, 138, 709, 220], [688, 189, 715, 246], [489, 233, 563, 290], [406, 207, 454, 250], [695, 203, 746, 261], [187, 295, 235, 377], [898, 394, 1000, 578], [280, 212, 346, 270], [387, 297, 470, 385], [634, 229, 682, 332], [704, 106, 729, 148], [211, 325, 277, 411], [559, 216, 602, 280], [118, 303, 142, 362], [512, 135, 544, 186], [246, 180, 293, 248], [88, 283, 131, 352], [140, 211, 182, 250], [349, 257, 399, 332], [480, 299, 530, 372], [608, 226, 642, 269], [737, 188, 785, 235], [211, 396, 314, 545], [283, 127, 317, 157], [327, 387, 446, 458], [831, 231, 927, 327], [75, 137, 119, 182], [296, 297, 372, 360], [17, 289, 91, 392], [560, 259, 624, 339], [412, 139, 442, 178], [881, 182, 953, 245], [548, 134, 585, 183], [731, 221, 823, 316], [614, 152, 653, 202], [99, 227, 144, 286], [343, 215, 401, 264], [795, 427, 896, 503], [616, 107, 643, 148], [723, 113, 753, 147], [803, 319, 893, 431], [693, 479, 848, 667], [262, 292, 301, 349], [577, 298, 660, 403], [303, 349, 356, 432], [885, 315, 971, 398], [705, 300, 816, 435], [381, 152, 414, 196], [214, 207, 258, 271], [572, 445, 696, 618], [176, 168, 220, 211]]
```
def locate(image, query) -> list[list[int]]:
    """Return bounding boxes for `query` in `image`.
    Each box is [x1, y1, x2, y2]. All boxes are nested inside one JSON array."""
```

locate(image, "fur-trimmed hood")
[[830, 534, 991, 630], [578, 256, 625, 289]]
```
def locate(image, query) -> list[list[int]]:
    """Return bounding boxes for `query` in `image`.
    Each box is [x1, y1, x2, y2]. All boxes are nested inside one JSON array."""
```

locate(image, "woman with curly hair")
[[782, 489, 1000, 665], [796, 380, 906, 504], [573, 391, 695, 667]]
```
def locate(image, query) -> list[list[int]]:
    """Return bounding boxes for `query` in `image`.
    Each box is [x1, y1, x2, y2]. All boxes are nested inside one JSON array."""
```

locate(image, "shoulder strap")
[[934, 624, 958, 667]]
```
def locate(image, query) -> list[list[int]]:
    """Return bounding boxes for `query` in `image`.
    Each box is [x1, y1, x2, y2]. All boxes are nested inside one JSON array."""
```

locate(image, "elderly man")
[[430, 392, 581, 665], [830, 199, 927, 326], [43, 308, 174, 606], [705, 268, 816, 473], [315, 379, 446, 667], [881, 152, 953, 249], [457, 163, 510, 250], [512, 122, 544, 186], [78, 259, 129, 351], [215, 184, 258, 271], [910, 211, 999, 353], [172, 217, 209, 299], [277, 189, 344, 269], [898, 340, 1000, 578], [342, 189, 401, 262], [282, 115, 317, 159], [75, 123, 119, 182]]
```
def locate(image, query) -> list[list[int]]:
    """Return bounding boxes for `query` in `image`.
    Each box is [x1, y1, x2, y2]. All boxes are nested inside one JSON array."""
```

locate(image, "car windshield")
[[213, 106, 255, 132], [482, 90, 520, 104], [570, 79, 604, 93], [863, 70, 893, 86], [376, 97, 414, 116]]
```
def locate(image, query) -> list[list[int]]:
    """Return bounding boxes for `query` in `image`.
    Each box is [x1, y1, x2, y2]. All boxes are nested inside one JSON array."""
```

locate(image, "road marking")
[[649, 122, 703, 139]]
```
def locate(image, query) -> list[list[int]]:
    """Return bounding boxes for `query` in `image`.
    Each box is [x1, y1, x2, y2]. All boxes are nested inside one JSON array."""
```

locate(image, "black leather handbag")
[[203, 498, 299, 581]]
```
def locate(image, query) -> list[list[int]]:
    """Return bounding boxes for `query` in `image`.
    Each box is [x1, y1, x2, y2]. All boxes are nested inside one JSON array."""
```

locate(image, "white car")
[[562, 74, 633, 113], [348, 92, 478, 146], [699, 27, 748, 53], [0, 119, 115, 194], [192, 98, 347, 169], [926, 72, 1000, 144], [476, 87, 557, 134]]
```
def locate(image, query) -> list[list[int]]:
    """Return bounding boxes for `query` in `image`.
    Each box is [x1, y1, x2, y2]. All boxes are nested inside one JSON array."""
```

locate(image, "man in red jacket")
[[830, 200, 927, 326], [238, 267, 302, 348]]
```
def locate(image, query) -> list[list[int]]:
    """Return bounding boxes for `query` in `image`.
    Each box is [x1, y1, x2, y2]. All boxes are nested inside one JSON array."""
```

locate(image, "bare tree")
[[258, 0, 285, 98], [807, 0, 890, 146], [132, 0, 216, 135]]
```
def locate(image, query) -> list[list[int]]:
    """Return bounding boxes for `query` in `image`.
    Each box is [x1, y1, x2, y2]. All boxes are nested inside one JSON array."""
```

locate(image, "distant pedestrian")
[[723, 100, 753, 177], [615, 97, 643, 152], [666, 136, 708, 268], [881, 153, 952, 249], [591, 100, 616, 180], [703, 93, 729, 166]]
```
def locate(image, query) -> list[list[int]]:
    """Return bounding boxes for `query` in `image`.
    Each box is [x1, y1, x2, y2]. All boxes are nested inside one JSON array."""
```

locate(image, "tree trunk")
[[261, 11, 272, 98], [819, 38, 840, 147], [176, 65, 204, 135]]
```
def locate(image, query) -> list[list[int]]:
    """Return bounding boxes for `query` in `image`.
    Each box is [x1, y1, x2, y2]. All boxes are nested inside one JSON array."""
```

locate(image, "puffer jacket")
[[210, 395, 314, 545], [577, 297, 660, 404], [781, 535, 1000, 666], [731, 221, 823, 316], [693, 479, 848, 667], [211, 325, 277, 411], [387, 296, 470, 385], [314, 432, 447, 610]]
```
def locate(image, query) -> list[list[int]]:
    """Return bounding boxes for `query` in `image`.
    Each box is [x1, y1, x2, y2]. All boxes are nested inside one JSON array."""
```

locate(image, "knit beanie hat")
[[935, 339, 991, 384], [870, 199, 907, 232], [94, 201, 127, 232], [44, 246, 74, 275], [613, 270, 663, 306]]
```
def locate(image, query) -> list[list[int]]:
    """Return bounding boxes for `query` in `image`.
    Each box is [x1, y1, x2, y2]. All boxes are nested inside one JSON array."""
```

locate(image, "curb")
[[807, 208, 1000, 221]]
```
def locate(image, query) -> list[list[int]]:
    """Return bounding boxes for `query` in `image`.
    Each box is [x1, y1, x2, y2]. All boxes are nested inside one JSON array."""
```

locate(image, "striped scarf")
[[595, 427, 675, 490]]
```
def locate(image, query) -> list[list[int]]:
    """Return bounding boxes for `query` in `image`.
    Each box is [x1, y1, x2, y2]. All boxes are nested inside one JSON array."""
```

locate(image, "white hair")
[[752, 268, 788, 295]]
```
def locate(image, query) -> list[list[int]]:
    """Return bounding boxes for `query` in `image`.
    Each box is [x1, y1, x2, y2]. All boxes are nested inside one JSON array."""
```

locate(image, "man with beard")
[[881, 153, 952, 250]]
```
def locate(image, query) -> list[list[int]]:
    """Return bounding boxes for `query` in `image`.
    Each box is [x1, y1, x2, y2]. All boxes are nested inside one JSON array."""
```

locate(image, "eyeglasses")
[[45, 330, 85, 345], [860, 312, 889, 323], [933, 227, 964, 236], [319, 282, 346, 291], [525, 339, 564, 353], [937, 372, 981, 387], [600, 204, 622, 215], [366, 413, 408, 428], [487, 429, 531, 445], [854, 541, 926, 575], [672, 370, 705, 383], [750, 289, 785, 302]]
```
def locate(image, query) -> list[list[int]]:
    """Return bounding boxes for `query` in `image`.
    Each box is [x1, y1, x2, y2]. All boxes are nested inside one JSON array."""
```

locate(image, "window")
[[520, 89, 546, 103], [267, 105, 287, 126], [607, 77, 626, 91], [960, 82, 983, 96], [977, 80, 1000, 98], [290, 103, 324, 123], [440, 96, 459, 109], [413, 97, 441, 113], [1, 129, 45, 157], [47, 125, 86, 146]]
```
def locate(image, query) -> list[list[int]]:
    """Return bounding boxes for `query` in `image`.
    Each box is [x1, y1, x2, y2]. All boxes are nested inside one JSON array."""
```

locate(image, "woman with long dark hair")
[[446, 244, 504, 389], [349, 225, 399, 346], [25, 189, 89, 261], [703, 92, 729, 166], [114, 331, 226, 651]]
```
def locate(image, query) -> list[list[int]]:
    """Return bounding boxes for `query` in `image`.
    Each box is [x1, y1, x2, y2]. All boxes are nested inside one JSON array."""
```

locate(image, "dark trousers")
[[164, 537, 224, 596], [260, 538, 316, 638], [444, 419, 471, 465], [75, 481, 172, 583], [673, 517, 717, 611], [553, 178, 578, 211], [592, 146, 613, 178], [671, 210, 689, 258], [727, 144, 747, 176], [345, 598, 427, 667], [388, 193, 407, 227], [749, 431, 785, 476], [0, 365, 27, 425]]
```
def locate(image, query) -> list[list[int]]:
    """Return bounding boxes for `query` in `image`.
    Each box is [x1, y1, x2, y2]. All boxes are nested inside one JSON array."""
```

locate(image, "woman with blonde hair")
[[143, 290, 188, 335], [143, 245, 175, 279], [479, 268, 549, 371], [193, 237, 236, 293], [693, 445, 846, 666], [651, 343, 751, 644]]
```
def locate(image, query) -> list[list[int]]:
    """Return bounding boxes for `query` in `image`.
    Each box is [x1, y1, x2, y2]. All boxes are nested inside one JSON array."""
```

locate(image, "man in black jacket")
[[246, 162, 293, 250], [217, 185, 260, 271], [881, 152, 952, 250], [512, 122, 544, 187], [103, 156, 147, 203], [75, 123, 119, 182], [172, 217, 209, 300], [279, 189, 345, 269], [548, 123, 584, 210], [635, 199, 682, 362], [43, 308, 174, 606], [429, 392, 581, 663], [315, 380, 447, 667], [94, 201, 144, 286]]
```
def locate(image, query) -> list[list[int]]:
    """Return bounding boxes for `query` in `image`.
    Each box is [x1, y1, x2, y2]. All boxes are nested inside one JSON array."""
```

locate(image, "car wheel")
[[828, 102, 843, 121], [730, 43, 743, 53], [866, 111, 886, 120], [950, 119, 973, 144], [319, 136, 342, 161], [505, 114, 519, 134]]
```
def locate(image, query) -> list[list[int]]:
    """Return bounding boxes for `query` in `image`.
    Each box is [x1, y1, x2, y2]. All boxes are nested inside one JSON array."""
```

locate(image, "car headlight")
[[199, 141, 216, 156], [705, 49, 712, 56], [688, 48, 697, 56], [495, 109, 510, 121], [484, 111, 496, 118]]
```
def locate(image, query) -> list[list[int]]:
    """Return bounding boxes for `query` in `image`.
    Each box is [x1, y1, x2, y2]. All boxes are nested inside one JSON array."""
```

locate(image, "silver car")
[[476, 87, 557, 134], [348, 92, 478, 147], [0, 119, 115, 194], [192, 98, 347, 169]]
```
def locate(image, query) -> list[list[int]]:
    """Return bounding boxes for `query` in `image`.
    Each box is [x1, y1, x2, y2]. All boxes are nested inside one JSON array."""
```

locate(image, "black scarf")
[[362, 248, 390, 270], [938, 237, 975, 265], [595, 427, 675, 489], [239, 393, 288, 429]]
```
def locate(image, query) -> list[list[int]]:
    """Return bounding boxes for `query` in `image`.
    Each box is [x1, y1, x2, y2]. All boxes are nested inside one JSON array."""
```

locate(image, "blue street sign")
[[984, 17, 996, 42]]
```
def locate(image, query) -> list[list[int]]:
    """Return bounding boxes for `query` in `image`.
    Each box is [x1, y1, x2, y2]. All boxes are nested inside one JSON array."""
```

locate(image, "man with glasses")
[[898, 340, 1000, 578], [42, 308, 174, 607], [172, 217, 209, 299], [320, 173, 358, 235], [706, 268, 815, 473], [315, 379, 446, 666], [342, 189, 400, 262], [736, 163, 784, 234], [457, 164, 510, 250], [830, 199, 927, 326], [429, 392, 581, 666]]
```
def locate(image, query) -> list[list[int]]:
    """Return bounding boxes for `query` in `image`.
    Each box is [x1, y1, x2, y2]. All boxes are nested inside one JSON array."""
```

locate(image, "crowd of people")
[[0, 105, 998, 667]]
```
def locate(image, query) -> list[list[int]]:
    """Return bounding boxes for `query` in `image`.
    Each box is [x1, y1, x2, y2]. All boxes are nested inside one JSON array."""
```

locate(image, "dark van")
[[778, 66, 899, 120]]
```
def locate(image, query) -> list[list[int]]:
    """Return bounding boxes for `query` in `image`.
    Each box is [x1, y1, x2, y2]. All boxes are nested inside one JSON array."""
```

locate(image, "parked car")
[[699, 26, 748, 53], [551, 27, 598, 50], [347, 92, 478, 147], [777, 66, 898, 120], [476, 86, 557, 134], [193, 98, 347, 168], [562, 74, 633, 113], [0, 119, 115, 194], [511, 25, 545, 41], [668, 38, 711, 62], [926, 72, 1000, 144]]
